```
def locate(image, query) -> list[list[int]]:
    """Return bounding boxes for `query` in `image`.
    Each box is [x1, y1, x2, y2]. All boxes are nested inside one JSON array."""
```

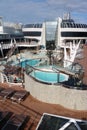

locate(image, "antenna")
[[63, 12, 71, 20]]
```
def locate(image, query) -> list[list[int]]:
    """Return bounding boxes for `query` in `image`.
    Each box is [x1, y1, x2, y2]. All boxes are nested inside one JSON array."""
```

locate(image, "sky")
[[0, 0, 87, 24]]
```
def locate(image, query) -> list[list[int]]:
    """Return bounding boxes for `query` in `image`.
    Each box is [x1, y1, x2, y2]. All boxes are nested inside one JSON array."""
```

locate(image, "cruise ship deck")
[[0, 14, 87, 129], [0, 46, 87, 129], [0, 82, 87, 130]]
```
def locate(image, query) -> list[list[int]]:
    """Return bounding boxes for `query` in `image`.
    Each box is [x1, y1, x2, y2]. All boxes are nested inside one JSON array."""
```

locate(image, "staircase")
[[6, 43, 17, 58], [0, 39, 17, 61]]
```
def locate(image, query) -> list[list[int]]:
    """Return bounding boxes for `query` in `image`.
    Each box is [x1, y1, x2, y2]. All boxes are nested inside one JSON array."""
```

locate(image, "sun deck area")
[[0, 83, 87, 130], [0, 44, 87, 129]]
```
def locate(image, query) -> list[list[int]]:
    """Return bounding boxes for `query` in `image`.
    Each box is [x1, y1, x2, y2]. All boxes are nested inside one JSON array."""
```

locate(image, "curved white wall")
[[25, 73, 87, 110]]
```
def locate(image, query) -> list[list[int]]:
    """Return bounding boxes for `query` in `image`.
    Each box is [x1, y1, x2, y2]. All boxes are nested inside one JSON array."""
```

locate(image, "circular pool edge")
[[25, 73, 87, 110]]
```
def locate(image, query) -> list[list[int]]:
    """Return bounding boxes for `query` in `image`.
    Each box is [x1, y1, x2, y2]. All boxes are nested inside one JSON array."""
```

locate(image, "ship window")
[[66, 23, 69, 27], [78, 24, 80, 28], [84, 24, 86, 28], [82, 24, 85, 28], [67, 23, 69, 27], [64, 23, 67, 27], [65, 23, 68, 27], [61, 22, 63, 27], [70, 23, 72, 27], [65, 123, 78, 130], [23, 31, 41, 36], [76, 24, 78, 28], [69, 23, 72, 28], [82, 24, 84, 28], [77, 121, 87, 130], [61, 22, 87, 28], [73, 23, 76, 27], [63, 23, 65, 28], [85, 24, 86, 28], [23, 24, 42, 28], [61, 32, 87, 37], [80, 24, 82, 28], [36, 114, 69, 130]]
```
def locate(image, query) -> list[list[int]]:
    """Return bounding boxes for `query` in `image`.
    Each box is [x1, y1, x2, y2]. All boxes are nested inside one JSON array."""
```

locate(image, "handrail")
[[52, 66, 75, 76]]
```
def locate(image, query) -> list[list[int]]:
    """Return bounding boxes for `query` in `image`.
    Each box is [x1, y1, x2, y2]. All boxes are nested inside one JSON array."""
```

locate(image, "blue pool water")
[[30, 70, 68, 83], [18, 59, 40, 68], [18, 59, 68, 83]]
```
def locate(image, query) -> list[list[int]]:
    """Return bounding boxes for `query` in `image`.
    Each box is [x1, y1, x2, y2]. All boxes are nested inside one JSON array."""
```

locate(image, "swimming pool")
[[18, 59, 68, 84], [18, 59, 41, 68], [30, 70, 68, 84]]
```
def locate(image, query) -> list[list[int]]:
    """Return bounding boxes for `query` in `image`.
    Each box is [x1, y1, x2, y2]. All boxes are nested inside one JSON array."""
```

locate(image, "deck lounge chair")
[[2, 114, 28, 130], [0, 111, 13, 129], [0, 87, 4, 92], [11, 90, 29, 103], [0, 88, 15, 101]]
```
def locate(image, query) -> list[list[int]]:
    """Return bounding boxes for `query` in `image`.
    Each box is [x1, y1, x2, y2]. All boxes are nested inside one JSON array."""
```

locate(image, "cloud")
[[0, 0, 87, 24]]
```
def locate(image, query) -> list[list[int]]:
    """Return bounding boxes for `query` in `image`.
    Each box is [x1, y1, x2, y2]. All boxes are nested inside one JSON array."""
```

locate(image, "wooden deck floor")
[[0, 83, 87, 130]]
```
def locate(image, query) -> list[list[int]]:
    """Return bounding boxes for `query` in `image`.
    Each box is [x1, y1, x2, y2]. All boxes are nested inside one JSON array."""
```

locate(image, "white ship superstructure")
[[0, 14, 87, 66], [22, 23, 45, 48], [43, 13, 87, 67], [0, 17, 23, 58], [56, 13, 87, 67]]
